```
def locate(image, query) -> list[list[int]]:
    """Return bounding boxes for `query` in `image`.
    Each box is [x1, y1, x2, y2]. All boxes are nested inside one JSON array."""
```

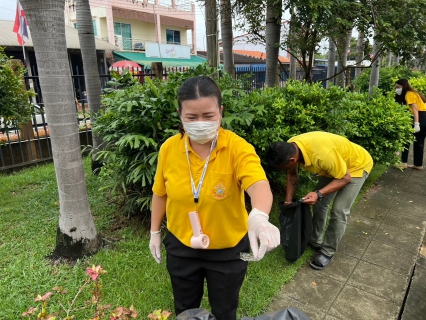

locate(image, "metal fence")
[[0, 66, 279, 171]]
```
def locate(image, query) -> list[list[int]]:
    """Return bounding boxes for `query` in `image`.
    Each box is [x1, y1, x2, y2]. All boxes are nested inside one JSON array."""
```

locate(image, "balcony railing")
[[115, 38, 194, 53]]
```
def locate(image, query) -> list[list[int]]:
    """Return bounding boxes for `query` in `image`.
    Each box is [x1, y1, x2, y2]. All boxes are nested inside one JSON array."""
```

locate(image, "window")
[[92, 20, 97, 37], [114, 22, 132, 50], [73, 21, 97, 38], [166, 29, 181, 45]]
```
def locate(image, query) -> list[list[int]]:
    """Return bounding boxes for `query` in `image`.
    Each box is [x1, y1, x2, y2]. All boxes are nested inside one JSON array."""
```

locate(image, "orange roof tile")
[[233, 49, 290, 63]]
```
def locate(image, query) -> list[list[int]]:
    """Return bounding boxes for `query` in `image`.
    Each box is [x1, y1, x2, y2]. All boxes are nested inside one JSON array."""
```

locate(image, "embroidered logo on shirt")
[[212, 182, 227, 199]]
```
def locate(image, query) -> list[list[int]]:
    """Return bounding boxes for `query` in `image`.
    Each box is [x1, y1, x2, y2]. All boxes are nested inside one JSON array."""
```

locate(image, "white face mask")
[[395, 88, 403, 95], [183, 119, 220, 144]]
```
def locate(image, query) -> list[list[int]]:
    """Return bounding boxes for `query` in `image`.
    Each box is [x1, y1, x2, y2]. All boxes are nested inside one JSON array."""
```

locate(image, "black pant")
[[166, 253, 248, 320], [402, 111, 426, 166]]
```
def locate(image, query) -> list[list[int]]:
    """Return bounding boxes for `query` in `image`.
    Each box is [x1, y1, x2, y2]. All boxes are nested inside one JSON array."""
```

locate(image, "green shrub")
[[0, 47, 35, 130], [352, 65, 422, 93], [409, 76, 426, 95], [94, 74, 412, 217]]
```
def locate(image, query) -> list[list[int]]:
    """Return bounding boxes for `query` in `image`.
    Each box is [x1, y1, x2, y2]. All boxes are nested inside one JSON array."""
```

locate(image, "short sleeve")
[[406, 91, 418, 105], [233, 140, 267, 190], [152, 145, 167, 196]]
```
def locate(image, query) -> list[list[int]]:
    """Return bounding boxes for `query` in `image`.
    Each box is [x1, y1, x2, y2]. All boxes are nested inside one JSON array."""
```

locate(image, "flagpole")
[[19, 14, 27, 73]]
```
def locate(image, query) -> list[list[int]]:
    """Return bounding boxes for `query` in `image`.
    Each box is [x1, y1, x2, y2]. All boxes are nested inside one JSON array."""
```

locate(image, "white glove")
[[149, 231, 162, 264], [248, 208, 280, 260], [414, 122, 421, 133]]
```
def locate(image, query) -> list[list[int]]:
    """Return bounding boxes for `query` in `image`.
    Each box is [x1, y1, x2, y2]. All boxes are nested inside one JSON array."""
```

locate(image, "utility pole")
[[205, 0, 219, 73]]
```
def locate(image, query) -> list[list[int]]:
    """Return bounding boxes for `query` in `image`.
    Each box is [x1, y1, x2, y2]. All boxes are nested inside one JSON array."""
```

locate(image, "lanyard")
[[184, 134, 218, 203]]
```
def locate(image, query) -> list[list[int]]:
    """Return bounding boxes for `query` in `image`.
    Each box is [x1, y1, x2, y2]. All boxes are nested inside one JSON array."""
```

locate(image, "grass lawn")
[[0, 158, 388, 319]]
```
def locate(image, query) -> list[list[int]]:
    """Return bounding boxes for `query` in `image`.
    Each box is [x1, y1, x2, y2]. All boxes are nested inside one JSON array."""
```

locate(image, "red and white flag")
[[12, 0, 29, 45]]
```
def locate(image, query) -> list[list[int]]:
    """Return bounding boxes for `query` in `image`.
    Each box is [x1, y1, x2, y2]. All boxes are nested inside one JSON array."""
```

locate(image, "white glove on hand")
[[248, 208, 280, 260], [149, 231, 162, 264], [414, 122, 421, 133]]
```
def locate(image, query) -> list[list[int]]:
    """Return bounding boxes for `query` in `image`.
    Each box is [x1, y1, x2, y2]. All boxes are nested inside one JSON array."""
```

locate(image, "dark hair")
[[177, 76, 222, 136], [265, 142, 297, 169], [395, 78, 426, 105]]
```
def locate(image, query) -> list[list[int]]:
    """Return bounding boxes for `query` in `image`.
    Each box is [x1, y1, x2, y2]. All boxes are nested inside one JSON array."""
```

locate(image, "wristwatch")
[[315, 190, 323, 201]]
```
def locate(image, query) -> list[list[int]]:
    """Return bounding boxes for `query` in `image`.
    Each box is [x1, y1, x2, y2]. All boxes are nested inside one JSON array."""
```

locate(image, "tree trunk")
[[385, 51, 392, 67], [326, 38, 336, 88], [76, 0, 104, 173], [335, 30, 351, 88], [265, 0, 282, 87], [220, 0, 234, 76], [369, 39, 382, 95], [205, 0, 219, 72], [355, 30, 364, 78], [289, 53, 297, 80], [393, 55, 400, 65], [289, 7, 297, 80], [20, 0, 100, 259]]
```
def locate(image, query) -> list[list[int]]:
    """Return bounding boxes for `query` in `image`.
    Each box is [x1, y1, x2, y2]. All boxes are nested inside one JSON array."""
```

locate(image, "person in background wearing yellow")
[[149, 76, 280, 320], [394, 78, 426, 170], [266, 132, 373, 270]]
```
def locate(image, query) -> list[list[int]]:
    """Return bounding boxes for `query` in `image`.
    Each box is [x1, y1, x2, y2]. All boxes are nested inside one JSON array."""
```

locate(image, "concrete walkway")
[[267, 163, 426, 320]]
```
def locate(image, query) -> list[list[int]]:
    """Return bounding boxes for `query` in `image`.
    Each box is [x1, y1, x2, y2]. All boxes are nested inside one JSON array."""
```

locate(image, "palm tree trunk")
[[265, 0, 282, 87], [205, 0, 219, 72], [76, 0, 104, 172], [355, 30, 364, 78], [20, 0, 100, 259], [220, 0, 234, 76], [326, 37, 336, 88]]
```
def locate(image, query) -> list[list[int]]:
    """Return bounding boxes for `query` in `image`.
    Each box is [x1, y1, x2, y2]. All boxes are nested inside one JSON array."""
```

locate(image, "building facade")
[[65, 0, 197, 55]]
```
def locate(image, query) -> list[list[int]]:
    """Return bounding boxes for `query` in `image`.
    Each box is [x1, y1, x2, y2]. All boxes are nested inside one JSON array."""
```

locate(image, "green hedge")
[[93, 67, 412, 216]]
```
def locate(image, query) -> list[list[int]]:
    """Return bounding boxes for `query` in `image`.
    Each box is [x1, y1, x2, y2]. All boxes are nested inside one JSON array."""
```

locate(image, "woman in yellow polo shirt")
[[148, 76, 280, 320], [395, 78, 426, 170]]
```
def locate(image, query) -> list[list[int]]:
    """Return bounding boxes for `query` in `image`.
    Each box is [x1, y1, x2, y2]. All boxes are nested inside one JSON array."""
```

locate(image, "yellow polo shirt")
[[288, 131, 373, 179], [406, 91, 426, 113], [152, 127, 267, 249]]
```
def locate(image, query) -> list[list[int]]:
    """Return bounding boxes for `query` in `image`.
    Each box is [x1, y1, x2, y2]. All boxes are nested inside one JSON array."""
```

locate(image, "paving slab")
[[323, 315, 342, 320], [349, 205, 387, 223], [387, 204, 426, 219], [373, 224, 422, 253], [337, 234, 370, 259], [362, 241, 417, 276], [345, 215, 381, 239], [400, 263, 426, 320], [271, 265, 344, 313], [347, 260, 408, 303], [355, 191, 394, 210], [314, 253, 358, 283], [381, 213, 426, 235], [372, 186, 413, 200], [328, 285, 400, 320]]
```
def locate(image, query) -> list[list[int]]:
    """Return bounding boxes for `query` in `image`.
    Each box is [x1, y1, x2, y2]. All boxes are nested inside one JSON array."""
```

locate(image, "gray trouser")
[[310, 171, 368, 257]]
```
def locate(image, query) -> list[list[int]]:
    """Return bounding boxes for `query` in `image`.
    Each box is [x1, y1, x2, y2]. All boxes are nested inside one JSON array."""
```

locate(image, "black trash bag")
[[175, 307, 310, 320], [240, 307, 310, 320], [176, 308, 217, 320], [278, 199, 312, 262]]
